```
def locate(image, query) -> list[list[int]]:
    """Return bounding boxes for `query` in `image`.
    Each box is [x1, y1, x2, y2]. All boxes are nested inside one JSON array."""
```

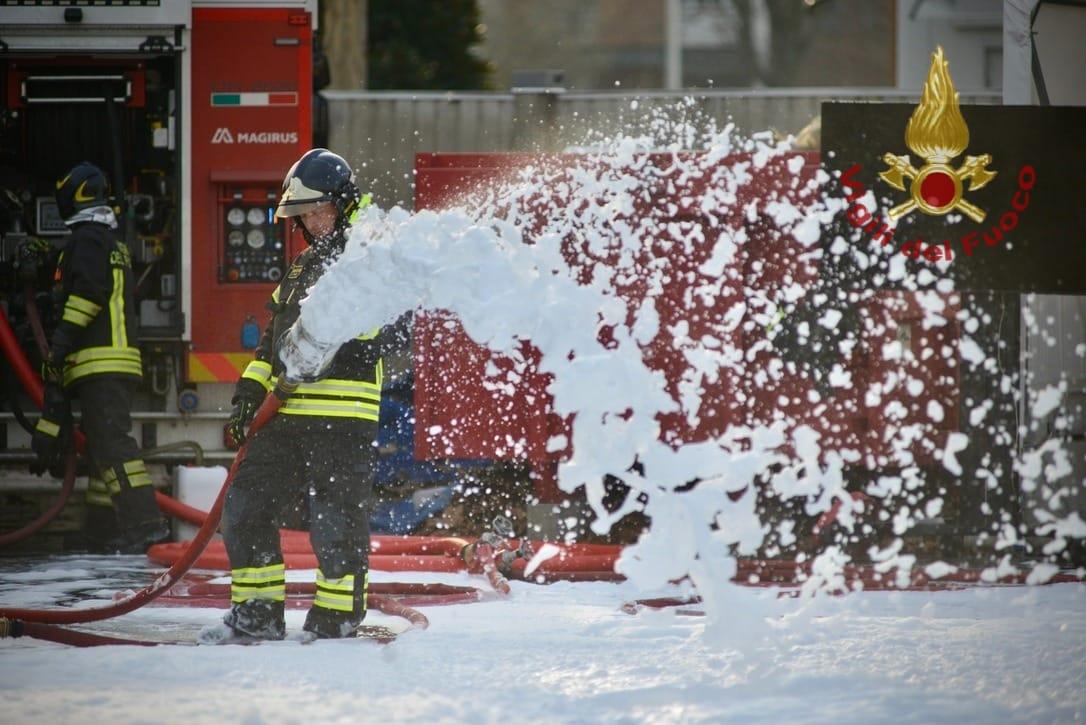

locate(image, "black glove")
[[225, 377, 266, 449], [14, 237, 52, 285], [31, 376, 71, 475]]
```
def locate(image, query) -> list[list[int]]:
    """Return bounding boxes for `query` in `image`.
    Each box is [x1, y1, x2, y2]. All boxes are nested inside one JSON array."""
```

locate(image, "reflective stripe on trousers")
[[86, 458, 152, 508], [231, 563, 287, 603], [314, 570, 368, 613]]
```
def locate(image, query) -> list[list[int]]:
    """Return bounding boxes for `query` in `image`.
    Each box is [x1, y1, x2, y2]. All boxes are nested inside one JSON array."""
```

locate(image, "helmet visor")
[[275, 176, 332, 219]]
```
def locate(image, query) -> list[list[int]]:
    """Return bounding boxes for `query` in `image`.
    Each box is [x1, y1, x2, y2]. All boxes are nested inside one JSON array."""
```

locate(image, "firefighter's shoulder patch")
[[286, 264, 303, 280], [109, 242, 132, 269]]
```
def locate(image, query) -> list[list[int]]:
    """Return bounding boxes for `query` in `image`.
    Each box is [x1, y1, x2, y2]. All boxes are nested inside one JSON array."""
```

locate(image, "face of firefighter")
[[299, 202, 337, 238]]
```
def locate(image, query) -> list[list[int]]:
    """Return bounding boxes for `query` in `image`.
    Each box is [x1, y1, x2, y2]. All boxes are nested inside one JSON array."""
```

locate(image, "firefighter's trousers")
[[222, 414, 376, 629], [76, 377, 160, 533]]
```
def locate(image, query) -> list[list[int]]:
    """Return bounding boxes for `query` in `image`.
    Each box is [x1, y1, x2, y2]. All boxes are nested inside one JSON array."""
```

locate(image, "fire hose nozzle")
[[478, 531, 505, 548], [0, 617, 21, 639], [491, 515, 515, 539], [277, 318, 339, 383], [497, 549, 520, 572], [273, 378, 299, 401]]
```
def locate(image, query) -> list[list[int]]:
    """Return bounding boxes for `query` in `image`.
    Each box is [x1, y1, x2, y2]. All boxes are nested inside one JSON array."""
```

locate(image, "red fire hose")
[[370, 594, 429, 629], [0, 618, 161, 648], [154, 490, 210, 527], [0, 593, 426, 647], [22, 284, 51, 366], [147, 531, 625, 581], [0, 452, 77, 547], [0, 303, 46, 413], [0, 307, 80, 546], [1, 303, 187, 543], [0, 388, 403, 646], [0, 390, 282, 625]]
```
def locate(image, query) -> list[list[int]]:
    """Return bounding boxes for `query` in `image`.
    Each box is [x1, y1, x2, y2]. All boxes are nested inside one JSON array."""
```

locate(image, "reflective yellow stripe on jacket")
[[62, 294, 101, 327], [59, 256, 138, 385], [110, 268, 129, 347], [240, 360, 274, 393], [63, 346, 142, 386], [35, 418, 60, 437], [280, 360, 384, 421]]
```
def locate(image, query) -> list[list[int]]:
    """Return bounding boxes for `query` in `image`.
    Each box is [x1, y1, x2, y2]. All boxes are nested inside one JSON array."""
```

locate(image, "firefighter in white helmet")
[[32, 162, 168, 553]]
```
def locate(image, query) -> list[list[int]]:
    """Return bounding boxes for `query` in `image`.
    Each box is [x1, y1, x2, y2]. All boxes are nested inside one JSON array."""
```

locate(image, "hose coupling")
[[0, 617, 23, 639], [273, 378, 299, 401]]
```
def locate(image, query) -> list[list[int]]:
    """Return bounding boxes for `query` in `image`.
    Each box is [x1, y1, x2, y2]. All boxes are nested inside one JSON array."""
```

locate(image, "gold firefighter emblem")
[[879, 46, 996, 223]]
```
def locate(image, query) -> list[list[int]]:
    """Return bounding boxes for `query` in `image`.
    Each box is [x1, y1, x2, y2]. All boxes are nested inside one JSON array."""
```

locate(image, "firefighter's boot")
[[82, 492, 121, 553], [303, 606, 365, 639], [223, 599, 286, 640], [109, 461, 169, 553], [303, 570, 367, 638], [111, 516, 171, 554]]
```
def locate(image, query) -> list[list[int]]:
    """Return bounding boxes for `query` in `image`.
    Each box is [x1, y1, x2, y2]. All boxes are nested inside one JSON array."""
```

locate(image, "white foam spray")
[[281, 108, 1083, 641]]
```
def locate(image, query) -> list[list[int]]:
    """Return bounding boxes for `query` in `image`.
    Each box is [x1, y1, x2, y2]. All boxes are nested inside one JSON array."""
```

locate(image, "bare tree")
[[320, 0, 368, 90]]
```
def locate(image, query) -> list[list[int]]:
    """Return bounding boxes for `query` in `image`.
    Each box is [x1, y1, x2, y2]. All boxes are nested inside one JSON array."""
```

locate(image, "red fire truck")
[[1, 1, 318, 461]]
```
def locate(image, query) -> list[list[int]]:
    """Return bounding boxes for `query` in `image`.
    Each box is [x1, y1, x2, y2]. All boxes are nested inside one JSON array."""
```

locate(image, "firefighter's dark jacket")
[[239, 247, 385, 421], [51, 222, 141, 388]]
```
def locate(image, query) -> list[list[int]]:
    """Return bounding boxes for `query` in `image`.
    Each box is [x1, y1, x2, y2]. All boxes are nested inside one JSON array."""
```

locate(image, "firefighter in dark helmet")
[[31, 162, 169, 552], [217, 148, 387, 640]]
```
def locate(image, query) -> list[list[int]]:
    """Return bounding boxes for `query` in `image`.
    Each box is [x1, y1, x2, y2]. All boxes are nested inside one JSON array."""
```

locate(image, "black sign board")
[[821, 102, 1086, 294]]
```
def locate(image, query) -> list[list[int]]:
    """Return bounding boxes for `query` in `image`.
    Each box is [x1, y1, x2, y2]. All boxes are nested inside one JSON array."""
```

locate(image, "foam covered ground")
[[1, 557, 1083, 723]]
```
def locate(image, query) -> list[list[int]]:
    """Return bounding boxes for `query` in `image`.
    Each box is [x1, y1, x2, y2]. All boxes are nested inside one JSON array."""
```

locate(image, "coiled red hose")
[[3, 304, 191, 545], [0, 303, 46, 413], [370, 594, 429, 629], [1, 618, 162, 647], [0, 591, 428, 647], [0, 391, 282, 625], [0, 307, 80, 547]]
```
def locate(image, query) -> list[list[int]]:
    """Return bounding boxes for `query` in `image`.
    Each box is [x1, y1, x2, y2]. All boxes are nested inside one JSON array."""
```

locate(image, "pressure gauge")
[[246, 229, 266, 249], [228, 230, 245, 247], [227, 207, 245, 226], [247, 207, 265, 226]]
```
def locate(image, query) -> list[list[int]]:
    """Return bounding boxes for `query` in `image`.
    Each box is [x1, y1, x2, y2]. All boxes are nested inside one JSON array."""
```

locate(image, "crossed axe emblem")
[[879, 153, 997, 223]]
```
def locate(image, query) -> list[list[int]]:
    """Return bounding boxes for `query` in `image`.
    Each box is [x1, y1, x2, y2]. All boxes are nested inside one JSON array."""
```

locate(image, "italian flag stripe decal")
[[211, 92, 298, 107]]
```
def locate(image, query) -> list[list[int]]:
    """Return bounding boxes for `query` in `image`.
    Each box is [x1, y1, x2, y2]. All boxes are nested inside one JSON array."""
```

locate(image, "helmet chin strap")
[[298, 216, 349, 260]]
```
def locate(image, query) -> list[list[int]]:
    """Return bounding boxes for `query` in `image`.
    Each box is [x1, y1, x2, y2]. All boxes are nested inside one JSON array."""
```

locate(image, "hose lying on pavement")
[[0, 592, 425, 647], [0, 391, 281, 628]]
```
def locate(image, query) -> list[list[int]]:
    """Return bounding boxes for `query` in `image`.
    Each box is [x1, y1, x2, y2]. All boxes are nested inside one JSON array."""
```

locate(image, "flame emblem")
[[879, 47, 996, 223]]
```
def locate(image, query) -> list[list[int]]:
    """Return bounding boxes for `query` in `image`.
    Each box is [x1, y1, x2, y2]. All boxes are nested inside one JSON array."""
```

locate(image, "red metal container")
[[411, 151, 961, 497]]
